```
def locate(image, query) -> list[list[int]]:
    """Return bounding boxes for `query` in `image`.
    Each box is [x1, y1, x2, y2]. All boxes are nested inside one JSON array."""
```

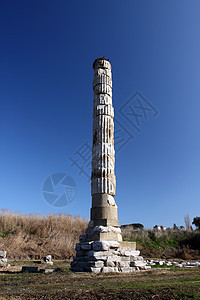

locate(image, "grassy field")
[[0, 261, 200, 299]]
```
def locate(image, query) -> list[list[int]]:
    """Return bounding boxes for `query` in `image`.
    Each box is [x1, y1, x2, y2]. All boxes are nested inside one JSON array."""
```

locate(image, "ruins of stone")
[[0, 251, 7, 267], [70, 58, 148, 273], [42, 255, 53, 265], [146, 260, 200, 268]]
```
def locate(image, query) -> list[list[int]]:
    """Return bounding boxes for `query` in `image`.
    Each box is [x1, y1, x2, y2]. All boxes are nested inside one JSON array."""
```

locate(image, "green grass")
[[122, 229, 200, 253], [150, 264, 175, 269], [0, 261, 200, 299]]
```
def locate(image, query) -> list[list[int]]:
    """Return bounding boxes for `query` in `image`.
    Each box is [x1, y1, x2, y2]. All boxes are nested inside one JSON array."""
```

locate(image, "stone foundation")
[[70, 240, 148, 273], [80, 222, 122, 242]]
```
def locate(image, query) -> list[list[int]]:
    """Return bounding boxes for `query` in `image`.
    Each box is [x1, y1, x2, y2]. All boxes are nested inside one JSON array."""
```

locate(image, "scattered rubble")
[[146, 259, 200, 268], [0, 251, 7, 267], [42, 255, 53, 265]]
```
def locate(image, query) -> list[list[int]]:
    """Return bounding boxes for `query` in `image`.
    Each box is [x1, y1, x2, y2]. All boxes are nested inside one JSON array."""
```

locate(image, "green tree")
[[192, 217, 200, 230]]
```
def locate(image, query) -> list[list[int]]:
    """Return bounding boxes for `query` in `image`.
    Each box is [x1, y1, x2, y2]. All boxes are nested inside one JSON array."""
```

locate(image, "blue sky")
[[1, 0, 200, 228]]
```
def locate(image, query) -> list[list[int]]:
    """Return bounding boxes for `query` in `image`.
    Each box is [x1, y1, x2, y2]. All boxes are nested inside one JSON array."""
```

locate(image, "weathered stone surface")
[[94, 94, 112, 106], [43, 255, 53, 265], [101, 266, 116, 273], [76, 250, 86, 257], [93, 75, 112, 89], [120, 267, 134, 273], [131, 261, 146, 267], [71, 243, 149, 273], [88, 250, 108, 257], [0, 251, 6, 258], [94, 105, 114, 119], [89, 229, 122, 242], [88, 261, 104, 268], [44, 255, 52, 261], [112, 250, 121, 255], [119, 241, 136, 251], [107, 255, 121, 263], [109, 241, 120, 248], [118, 261, 125, 268], [80, 244, 91, 250], [93, 226, 121, 234], [93, 241, 109, 251], [79, 235, 86, 242], [75, 243, 81, 251], [73, 257, 90, 262], [120, 256, 131, 261], [94, 68, 112, 78], [94, 83, 112, 96], [77, 262, 91, 269], [130, 256, 144, 262], [90, 267, 102, 273], [70, 261, 78, 268], [143, 266, 151, 270], [90, 256, 107, 262], [124, 250, 140, 257], [134, 256, 144, 261], [93, 58, 111, 70], [123, 261, 131, 268], [0, 258, 7, 266], [106, 261, 115, 267]]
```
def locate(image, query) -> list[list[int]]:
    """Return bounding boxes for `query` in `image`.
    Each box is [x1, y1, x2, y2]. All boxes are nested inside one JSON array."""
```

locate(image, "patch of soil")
[[139, 247, 162, 258]]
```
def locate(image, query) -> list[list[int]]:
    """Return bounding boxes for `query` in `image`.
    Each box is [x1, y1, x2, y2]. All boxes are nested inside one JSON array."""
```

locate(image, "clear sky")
[[1, 0, 200, 229]]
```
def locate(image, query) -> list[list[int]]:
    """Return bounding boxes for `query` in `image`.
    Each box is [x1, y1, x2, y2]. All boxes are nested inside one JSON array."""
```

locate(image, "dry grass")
[[0, 209, 88, 259]]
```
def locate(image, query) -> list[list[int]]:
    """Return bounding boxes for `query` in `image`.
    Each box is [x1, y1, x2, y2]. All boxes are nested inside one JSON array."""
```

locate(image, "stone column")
[[70, 58, 148, 273], [90, 58, 121, 240]]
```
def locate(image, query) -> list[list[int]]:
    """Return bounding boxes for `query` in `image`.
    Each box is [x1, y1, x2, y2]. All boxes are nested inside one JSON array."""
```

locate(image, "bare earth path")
[[0, 261, 200, 299]]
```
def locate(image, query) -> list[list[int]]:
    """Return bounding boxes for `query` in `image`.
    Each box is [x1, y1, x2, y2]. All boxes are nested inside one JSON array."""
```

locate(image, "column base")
[[70, 241, 149, 273]]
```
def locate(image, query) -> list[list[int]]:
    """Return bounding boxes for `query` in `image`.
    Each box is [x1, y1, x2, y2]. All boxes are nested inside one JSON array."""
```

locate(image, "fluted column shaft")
[[91, 58, 119, 228]]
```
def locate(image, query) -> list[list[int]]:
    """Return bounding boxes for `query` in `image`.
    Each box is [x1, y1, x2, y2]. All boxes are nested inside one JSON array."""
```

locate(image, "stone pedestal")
[[71, 240, 148, 273]]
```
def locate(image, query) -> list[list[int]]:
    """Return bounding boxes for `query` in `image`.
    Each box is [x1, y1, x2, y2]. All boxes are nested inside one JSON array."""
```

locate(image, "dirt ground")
[[0, 260, 200, 299]]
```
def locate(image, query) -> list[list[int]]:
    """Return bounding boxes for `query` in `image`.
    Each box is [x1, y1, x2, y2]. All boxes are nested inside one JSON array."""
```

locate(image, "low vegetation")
[[0, 209, 88, 259], [121, 226, 200, 259], [0, 209, 200, 260]]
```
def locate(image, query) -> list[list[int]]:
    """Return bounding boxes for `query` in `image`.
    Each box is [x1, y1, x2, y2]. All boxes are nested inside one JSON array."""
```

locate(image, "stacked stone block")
[[70, 241, 148, 273]]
